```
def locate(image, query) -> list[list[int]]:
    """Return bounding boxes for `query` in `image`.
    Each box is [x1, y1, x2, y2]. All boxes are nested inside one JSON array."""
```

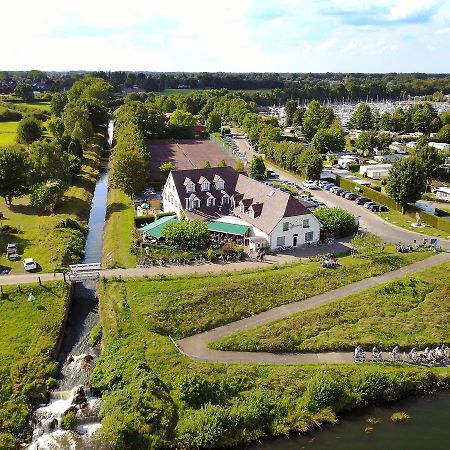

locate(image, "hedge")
[[336, 175, 450, 235], [134, 212, 176, 228]]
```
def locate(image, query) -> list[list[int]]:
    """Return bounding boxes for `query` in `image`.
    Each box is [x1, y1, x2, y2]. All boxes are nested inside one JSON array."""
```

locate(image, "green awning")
[[140, 215, 178, 239], [207, 221, 249, 236]]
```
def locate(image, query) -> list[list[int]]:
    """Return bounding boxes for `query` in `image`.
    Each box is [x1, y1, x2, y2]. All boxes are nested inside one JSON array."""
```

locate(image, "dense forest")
[[2, 71, 450, 104]]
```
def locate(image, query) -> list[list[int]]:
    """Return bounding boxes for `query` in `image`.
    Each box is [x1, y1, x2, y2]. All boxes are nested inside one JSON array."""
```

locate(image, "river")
[[26, 121, 113, 449], [241, 391, 450, 450]]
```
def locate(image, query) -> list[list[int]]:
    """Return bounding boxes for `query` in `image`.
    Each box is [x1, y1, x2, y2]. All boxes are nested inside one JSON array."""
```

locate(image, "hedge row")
[[336, 176, 450, 235], [336, 176, 399, 210]]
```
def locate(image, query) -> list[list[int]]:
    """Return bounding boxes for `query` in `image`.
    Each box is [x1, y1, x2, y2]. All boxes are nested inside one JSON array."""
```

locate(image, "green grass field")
[[0, 121, 18, 145], [0, 142, 102, 273], [102, 188, 136, 268], [91, 254, 449, 449], [0, 281, 67, 446], [101, 247, 432, 340], [212, 262, 450, 353]]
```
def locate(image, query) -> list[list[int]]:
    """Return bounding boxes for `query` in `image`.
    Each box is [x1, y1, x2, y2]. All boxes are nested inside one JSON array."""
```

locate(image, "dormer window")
[[186, 182, 195, 193], [214, 175, 224, 190], [192, 198, 200, 209], [207, 197, 215, 207], [201, 180, 210, 191], [222, 195, 229, 205]]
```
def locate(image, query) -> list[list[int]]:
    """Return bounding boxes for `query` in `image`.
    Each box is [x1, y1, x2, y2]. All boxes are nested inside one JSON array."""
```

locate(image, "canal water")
[[241, 391, 450, 450], [26, 122, 114, 449]]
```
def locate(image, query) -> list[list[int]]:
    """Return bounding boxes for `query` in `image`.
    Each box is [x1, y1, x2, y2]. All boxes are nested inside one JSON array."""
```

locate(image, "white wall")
[[269, 213, 320, 249], [162, 173, 182, 218]]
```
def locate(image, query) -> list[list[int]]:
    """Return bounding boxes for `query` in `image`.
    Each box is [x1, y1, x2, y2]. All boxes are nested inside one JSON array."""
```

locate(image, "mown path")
[[176, 251, 450, 364]]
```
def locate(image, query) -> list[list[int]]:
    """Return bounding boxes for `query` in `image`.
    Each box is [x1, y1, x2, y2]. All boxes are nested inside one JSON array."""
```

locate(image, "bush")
[[135, 215, 155, 228], [313, 207, 358, 237], [302, 372, 346, 413], [162, 220, 209, 249], [177, 403, 232, 448], [347, 164, 360, 172], [351, 370, 388, 404], [55, 218, 87, 236], [0, 107, 22, 122], [61, 410, 76, 430], [175, 373, 223, 408], [156, 211, 177, 219]]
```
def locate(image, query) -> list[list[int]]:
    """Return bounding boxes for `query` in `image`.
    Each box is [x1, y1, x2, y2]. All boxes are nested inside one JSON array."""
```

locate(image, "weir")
[[26, 121, 113, 449]]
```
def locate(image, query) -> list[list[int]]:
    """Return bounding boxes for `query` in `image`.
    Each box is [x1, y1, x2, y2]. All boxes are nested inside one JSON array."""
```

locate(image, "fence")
[[209, 133, 235, 157]]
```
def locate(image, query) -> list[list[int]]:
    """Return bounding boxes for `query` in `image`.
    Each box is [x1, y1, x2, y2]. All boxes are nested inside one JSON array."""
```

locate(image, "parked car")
[[355, 197, 370, 205], [369, 204, 388, 212], [333, 188, 345, 195], [339, 190, 350, 197], [364, 201, 376, 209], [329, 186, 341, 193], [302, 180, 318, 190], [6, 243, 19, 261], [344, 192, 359, 200], [23, 258, 37, 271], [323, 183, 335, 190]]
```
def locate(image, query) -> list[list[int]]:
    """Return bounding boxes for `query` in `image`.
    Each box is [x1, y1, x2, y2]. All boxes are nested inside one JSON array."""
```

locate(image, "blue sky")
[[3, 0, 450, 72]]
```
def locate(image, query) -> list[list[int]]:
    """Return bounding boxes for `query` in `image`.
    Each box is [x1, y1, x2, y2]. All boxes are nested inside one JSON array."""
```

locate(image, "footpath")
[[176, 251, 450, 365]]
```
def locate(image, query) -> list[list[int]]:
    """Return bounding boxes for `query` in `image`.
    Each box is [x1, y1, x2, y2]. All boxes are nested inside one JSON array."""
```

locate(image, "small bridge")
[[69, 263, 101, 282]]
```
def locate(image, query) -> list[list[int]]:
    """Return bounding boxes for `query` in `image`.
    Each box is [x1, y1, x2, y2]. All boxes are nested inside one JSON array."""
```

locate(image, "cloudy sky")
[[4, 0, 450, 72]]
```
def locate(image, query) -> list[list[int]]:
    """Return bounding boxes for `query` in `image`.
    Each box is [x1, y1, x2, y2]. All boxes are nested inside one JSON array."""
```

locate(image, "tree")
[[67, 139, 83, 158], [386, 157, 426, 213], [414, 145, 444, 185], [436, 124, 450, 143], [349, 103, 373, 130], [311, 128, 345, 154], [200, 160, 211, 169], [110, 147, 148, 196], [161, 220, 209, 249], [27, 141, 71, 184], [292, 107, 305, 127], [410, 103, 437, 133], [47, 117, 65, 138], [375, 132, 393, 154], [168, 109, 196, 138], [301, 101, 323, 141], [313, 207, 358, 236], [284, 100, 298, 126], [0, 147, 27, 204], [50, 92, 68, 117], [296, 148, 323, 180], [14, 82, 34, 101], [159, 162, 175, 177], [30, 180, 66, 214], [205, 111, 222, 133], [355, 130, 377, 153], [249, 155, 266, 179], [17, 117, 42, 145], [62, 103, 93, 144], [235, 160, 245, 172], [217, 159, 227, 167]]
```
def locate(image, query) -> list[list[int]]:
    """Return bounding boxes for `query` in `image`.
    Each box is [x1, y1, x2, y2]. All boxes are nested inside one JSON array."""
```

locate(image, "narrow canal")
[[27, 122, 113, 449]]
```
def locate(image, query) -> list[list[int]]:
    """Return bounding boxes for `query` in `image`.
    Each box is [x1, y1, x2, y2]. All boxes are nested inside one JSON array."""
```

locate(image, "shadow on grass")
[[9, 203, 46, 216], [58, 196, 91, 220], [105, 202, 128, 220]]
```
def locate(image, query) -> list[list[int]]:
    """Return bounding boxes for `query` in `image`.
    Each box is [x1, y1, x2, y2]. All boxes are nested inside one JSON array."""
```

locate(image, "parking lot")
[[148, 138, 238, 181]]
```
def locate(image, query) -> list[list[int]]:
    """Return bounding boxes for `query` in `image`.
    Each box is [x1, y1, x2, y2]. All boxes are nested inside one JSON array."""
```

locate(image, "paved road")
[[176, 251, 450, 364], [0, 238, 352, 286], [232, 133, 450, 250]]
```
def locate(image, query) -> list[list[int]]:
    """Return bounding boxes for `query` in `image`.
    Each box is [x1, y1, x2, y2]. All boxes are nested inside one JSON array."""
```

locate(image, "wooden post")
[[1, 286, 3, 297], [63, 272, 66, 283], [38, 276, 42, 286], [18, 284, 21, 292]]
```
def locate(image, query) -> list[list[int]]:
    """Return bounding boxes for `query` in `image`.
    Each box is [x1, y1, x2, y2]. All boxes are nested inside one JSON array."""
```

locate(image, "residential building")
[[162, 167, 321, 249], [389, 142, 406, 153], [359, 164, 392, 180], [429, 142, 450, 152], [435, 186, 450, 202]]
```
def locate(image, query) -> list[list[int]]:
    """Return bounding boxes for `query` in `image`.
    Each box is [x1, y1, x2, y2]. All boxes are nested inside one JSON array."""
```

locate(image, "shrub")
[[61, 410, 76, 430], [175, 373, 220, 408], [347, 163, 360, 172], [302, 372, 346, 413], [351, 370, 388, 404], [162, 220, 209, 249], [135, 216, 155, 228], [55, 218, 87, 236], [0, 108, 22, 122], [177, 403, 232, 448], [313, 207, 358, 237]]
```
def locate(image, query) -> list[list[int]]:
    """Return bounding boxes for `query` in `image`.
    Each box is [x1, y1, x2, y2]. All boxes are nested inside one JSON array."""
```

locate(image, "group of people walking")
[[353, 344, 449, 365]]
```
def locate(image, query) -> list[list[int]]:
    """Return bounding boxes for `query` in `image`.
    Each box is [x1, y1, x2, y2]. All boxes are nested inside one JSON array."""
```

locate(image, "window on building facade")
[[303, 219, 310, 228], [282, 222, 289, 231], [305, 231, 314, 242], [186, 183, 194, 193], [222, 195, 229, 205], [276, 236, 286, 247], [201, 181, 210, 191], [215, 180, 224, 190], [192, 199, 200, 209], [207, 197, 215, 207]]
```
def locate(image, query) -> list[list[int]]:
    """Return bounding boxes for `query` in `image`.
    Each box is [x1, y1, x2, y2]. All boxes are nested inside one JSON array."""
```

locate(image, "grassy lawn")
[[10, 101, 51, 112], [212, 262, 450, 353], [0, 121, 18, 145], [102, 247, 432, 340], [0, 281, 68, 446], [0, 141, 102, 273], [102, 188, 136, 268], [91, 257, 449, 449], [378, 210, 450, 239]]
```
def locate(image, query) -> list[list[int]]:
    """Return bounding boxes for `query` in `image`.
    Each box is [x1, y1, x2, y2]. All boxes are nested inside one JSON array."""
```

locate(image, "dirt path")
[[176, 251, 450, 364]]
